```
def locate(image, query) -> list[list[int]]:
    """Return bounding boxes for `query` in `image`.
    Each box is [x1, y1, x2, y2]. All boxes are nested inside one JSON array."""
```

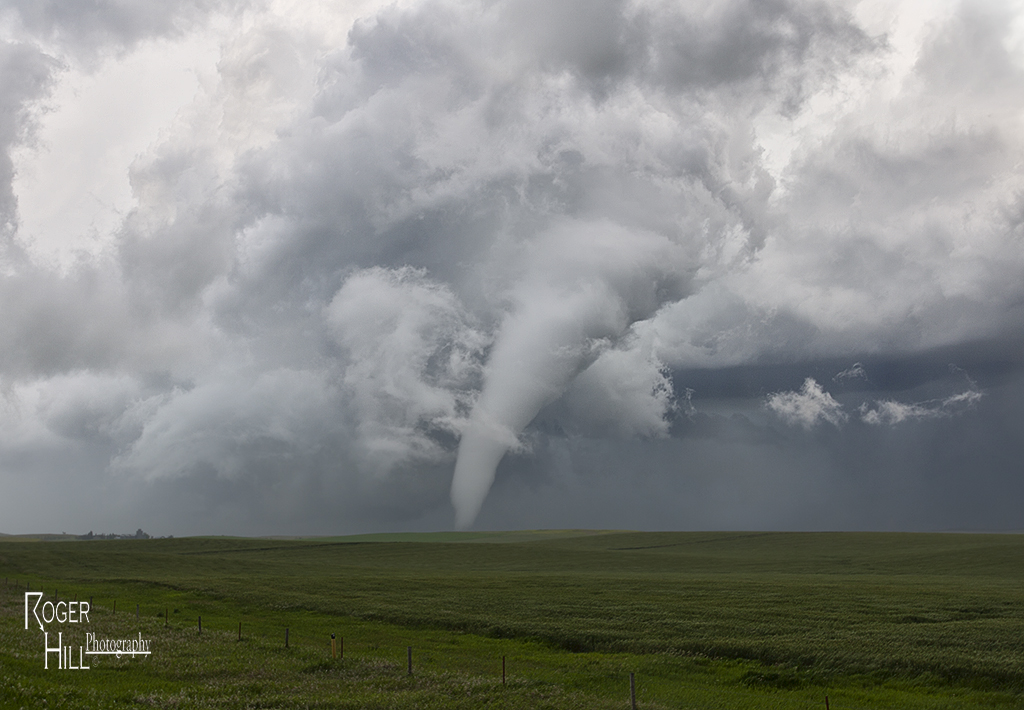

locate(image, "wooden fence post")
[[407, 646, 412, 675], [285, 627, 289, 648], [630, 672, 637, 710]]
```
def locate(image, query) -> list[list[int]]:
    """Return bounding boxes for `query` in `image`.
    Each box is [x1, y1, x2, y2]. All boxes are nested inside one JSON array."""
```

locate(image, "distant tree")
[[135, 529, 150, 539]]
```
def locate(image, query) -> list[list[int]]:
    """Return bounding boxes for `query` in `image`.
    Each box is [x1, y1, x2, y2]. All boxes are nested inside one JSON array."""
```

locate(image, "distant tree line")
[[77, 529, 169, 540]]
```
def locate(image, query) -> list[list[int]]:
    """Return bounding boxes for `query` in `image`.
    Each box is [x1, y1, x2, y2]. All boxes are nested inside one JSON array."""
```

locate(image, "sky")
[[0, 0, 1022, 536]]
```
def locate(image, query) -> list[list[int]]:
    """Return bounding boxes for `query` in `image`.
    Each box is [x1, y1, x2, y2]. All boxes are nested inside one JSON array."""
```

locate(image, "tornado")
[[450, 220, 691, 528]]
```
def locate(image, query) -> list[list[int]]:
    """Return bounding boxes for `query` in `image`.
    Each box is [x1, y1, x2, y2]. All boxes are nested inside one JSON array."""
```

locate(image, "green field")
[[1, 531, 1023, 709]]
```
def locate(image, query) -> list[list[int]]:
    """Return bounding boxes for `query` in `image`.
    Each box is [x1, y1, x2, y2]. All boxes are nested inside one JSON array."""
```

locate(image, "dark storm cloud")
[[0, 0, 1022, 534], [477, 362, 1024, 533], [670, 335, 1023, 401]]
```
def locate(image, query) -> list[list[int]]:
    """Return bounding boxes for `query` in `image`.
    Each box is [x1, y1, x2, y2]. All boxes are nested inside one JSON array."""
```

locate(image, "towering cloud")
[[0, 0, 1022, 534]]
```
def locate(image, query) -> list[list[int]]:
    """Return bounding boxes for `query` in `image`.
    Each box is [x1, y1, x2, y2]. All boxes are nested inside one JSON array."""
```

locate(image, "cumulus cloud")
[[0, 371, 139, 452], [767, 368, 985, 430], [766, 377, 848, 429], [563, 343, 676, 439], [860, 389, 984, 425], [112, 369, 341, 481], [0, 0, 1021, 534], [326, 266, 486, 474]]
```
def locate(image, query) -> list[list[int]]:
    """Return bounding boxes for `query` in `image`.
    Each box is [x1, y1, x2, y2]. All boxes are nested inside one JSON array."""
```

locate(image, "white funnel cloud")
[[451, 220, 690, 528]]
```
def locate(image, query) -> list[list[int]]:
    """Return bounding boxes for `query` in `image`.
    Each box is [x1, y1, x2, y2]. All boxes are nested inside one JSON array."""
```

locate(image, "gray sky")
[[1, 0, 1022, 535]]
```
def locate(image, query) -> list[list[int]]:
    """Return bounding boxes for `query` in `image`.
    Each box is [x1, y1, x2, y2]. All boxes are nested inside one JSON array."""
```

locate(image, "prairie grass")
[[1, 531, 1022, 708]]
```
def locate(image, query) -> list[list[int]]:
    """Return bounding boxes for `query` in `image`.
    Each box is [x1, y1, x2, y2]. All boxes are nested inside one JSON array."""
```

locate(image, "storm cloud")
[[0, 0, 1022, 534]]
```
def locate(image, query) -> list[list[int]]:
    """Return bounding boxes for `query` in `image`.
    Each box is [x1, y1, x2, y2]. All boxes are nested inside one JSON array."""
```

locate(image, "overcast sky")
[[0, 0, 1022, 536]]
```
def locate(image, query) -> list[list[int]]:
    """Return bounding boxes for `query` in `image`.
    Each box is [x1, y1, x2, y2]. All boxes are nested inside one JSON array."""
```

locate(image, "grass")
[[1, 530, 1023, 708]]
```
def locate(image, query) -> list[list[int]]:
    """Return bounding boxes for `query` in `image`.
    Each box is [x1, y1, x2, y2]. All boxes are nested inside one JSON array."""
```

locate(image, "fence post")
[[630, 672, 637, 710], [199, 616, 202, 635], [407, 646, 412, 675], [331, 633, 336, 659], [238, 622, 242, 641], [502, 655, 506, 685], [285, 627, 289, 648]]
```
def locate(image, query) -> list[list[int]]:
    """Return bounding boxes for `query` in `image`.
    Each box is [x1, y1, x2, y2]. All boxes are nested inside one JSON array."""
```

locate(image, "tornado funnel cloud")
[[450, 421, 512, 529], [450, 222, 691, 528]]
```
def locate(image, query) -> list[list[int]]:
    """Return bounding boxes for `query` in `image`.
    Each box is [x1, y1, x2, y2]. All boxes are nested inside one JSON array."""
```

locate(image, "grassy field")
[[1, 530, 1023, 709]]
